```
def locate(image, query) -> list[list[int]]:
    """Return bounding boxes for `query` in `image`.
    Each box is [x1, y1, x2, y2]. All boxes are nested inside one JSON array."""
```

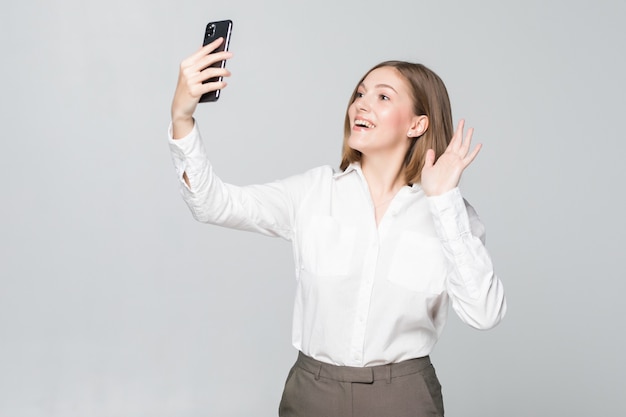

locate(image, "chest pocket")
[[299, 215, 356, 277], [387, 231, 448, 294]]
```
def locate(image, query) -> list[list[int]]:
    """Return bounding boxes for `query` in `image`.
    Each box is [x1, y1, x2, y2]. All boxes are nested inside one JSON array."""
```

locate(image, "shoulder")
[[282, 165, 337, 186], [274, 165, 337, 202], [305, 165, 337, 177]]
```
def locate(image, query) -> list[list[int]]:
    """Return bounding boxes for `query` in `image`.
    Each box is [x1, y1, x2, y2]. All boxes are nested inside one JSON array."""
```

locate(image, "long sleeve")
[[427, 188, 507, 330], [168, 122, 299, 240]]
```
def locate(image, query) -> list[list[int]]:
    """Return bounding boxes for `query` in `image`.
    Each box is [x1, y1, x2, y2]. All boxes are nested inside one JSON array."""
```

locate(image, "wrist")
[[171, 109, 193, 124], [171, 116, 195, 140]]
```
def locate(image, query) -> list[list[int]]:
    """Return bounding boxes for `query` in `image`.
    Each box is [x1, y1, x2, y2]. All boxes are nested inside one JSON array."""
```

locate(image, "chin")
[[346, 140, 364, 155]]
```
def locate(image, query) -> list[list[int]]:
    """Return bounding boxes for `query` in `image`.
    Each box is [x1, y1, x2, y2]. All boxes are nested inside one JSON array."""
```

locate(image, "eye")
[[355, 91, 364, 98], [379, 94, 390, 101]]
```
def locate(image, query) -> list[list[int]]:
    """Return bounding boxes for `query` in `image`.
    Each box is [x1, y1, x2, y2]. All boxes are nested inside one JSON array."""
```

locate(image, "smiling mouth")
[[354, 119, 375, 129]]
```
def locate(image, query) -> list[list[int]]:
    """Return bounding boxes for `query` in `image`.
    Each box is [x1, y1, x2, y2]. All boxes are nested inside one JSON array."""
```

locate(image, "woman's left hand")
[[420, 119, 482, 196]]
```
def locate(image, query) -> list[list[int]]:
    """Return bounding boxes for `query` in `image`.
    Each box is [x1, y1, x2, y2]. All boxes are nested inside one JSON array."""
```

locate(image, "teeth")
[[355, 119, 375, 128]]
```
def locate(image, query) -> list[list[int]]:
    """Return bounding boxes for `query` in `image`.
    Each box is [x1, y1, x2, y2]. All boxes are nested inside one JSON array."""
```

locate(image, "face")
[[347, 66, 419, 160]]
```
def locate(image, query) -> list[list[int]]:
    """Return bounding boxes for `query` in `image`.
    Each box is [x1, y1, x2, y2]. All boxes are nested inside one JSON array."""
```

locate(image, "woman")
[[168, 38, 507, 417]]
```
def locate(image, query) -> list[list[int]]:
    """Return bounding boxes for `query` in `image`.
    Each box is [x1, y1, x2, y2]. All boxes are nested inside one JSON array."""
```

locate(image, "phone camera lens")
[[207, 24, 216, 37]]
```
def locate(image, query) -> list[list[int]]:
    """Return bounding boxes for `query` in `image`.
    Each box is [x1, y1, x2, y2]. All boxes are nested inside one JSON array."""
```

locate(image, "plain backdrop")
[[1, 0, 625, 416]]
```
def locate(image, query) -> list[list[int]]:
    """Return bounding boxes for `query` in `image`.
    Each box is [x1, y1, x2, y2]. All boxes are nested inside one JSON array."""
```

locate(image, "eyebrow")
[[359, 82, 398, 93]]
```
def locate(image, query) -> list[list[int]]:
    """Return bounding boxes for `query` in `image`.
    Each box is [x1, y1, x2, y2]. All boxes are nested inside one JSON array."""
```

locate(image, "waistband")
[[295, 352, 432, 383]]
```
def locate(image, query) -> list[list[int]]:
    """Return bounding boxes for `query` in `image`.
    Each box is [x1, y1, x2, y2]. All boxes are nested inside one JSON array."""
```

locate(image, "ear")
[[407, 115, 429, 138]]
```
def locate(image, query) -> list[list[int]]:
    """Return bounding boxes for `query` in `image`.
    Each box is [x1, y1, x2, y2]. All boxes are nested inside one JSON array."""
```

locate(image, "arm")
[[172, 38, 232, 187], [421, 120, 506, 328], [169, 124, 297, 239], [168, 38, 297, 239], [428, 189, 507, 329]]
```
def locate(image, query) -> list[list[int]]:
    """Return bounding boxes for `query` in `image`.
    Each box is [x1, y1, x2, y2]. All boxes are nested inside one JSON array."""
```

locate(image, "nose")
[[354, 94, 370, 112]]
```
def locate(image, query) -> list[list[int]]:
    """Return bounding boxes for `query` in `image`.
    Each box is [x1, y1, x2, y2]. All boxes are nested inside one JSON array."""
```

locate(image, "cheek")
[[347, 103, 356, 121], [378, 108, 404, 130], [384, 107, 414, 131]]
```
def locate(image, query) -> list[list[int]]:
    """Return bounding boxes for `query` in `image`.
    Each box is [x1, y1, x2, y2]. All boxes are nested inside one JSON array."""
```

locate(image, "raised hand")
[[420, 119, 482, 196], [171, 37, 233, 138]]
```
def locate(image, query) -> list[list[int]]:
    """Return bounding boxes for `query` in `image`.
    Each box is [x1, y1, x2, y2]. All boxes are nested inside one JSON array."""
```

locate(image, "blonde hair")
[[340, 61, 454, 185]]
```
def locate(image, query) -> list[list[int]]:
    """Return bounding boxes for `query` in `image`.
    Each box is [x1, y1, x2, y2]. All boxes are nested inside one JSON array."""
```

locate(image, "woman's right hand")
[[171, 37, 233, 139]]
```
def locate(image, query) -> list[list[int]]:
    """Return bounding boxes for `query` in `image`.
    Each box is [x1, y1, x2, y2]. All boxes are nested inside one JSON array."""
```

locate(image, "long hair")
[[339, 61, 454, 184]]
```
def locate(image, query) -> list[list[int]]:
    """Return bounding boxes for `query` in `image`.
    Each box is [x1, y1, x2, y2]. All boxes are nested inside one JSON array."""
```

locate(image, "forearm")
[[428, 188, 507, 329], [168, 122, 294, 238], [171, 115, 195, 141], [168, 121, 235, 224]]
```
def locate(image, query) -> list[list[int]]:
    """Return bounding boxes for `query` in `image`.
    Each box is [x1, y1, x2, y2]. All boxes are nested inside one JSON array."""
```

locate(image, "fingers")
[[189, 79, 228, 100], [464, 142, 482, 166], [193, 50, 233, 73], [442, 119, 482, 170], [460, 126, 474, 155], [448, 119, 465, 150], [424, 149, 436, 169], [457, 124, 481, 168], [170, 42, 233, 121], [458, 127, 481, 168], [181, 51, 233, 83], [422, 120, 483, 195], [177, 43, 233, 101], [449, 119, 478, 153], [196, 57, 231, 80], [180, 40, 219, 71], [190, 37, 225, 61], [180, 37, 233, 76]]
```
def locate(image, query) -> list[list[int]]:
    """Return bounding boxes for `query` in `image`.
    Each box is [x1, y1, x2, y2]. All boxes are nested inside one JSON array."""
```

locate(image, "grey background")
[[1, 0, 625, 416]]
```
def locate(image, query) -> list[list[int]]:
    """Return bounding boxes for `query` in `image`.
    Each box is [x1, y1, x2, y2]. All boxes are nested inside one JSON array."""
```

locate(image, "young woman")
[[168, 38, 507, 417]]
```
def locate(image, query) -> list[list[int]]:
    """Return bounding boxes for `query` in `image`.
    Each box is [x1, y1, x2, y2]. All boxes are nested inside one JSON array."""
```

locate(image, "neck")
[[360, 155, 406, 199]]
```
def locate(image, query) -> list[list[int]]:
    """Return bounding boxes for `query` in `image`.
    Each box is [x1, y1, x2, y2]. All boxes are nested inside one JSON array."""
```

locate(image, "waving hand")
[[420, 120, 482, 196]]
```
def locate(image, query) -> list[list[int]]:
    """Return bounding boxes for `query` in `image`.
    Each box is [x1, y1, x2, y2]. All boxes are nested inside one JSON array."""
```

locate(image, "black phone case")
[[199, 20, 233, 103]]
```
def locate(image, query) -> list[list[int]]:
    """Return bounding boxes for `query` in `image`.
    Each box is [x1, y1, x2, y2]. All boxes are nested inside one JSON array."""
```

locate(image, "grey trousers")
[[279, 352, 444, 417]]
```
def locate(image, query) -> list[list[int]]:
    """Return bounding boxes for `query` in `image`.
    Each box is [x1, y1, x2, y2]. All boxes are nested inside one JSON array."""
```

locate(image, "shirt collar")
[[409, 182, 422, 193], [333, 162, 361, 180], [334, 162, 423, 192]]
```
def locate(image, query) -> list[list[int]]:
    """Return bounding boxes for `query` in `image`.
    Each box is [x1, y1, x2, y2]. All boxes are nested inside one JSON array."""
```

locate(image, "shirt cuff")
[[168, 119, 201, 154], [168, 120, 207, 185], [427, 187, 471, 241]]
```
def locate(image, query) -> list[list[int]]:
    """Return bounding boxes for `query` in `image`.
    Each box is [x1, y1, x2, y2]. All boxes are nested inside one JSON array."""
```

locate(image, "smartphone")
[[199, 19, 233, 103]]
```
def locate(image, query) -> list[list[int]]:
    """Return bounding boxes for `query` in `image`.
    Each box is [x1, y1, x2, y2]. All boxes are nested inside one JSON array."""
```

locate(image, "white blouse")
[[168, 122, 507, 367]]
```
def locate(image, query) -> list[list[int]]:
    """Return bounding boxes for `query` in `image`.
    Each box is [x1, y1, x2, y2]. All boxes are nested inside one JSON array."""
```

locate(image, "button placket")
[[349, 231, 379, 365]]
